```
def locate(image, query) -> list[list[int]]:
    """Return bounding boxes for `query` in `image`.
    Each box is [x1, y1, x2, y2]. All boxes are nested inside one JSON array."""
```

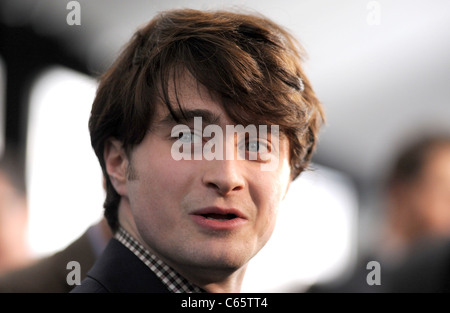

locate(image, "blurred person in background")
[[0, 216, 112, 293], [382, 135, 450, 256], [0, 151, 112, 292], [376, 134, 450, 292], [0, 150, 30, 274], [308, 134, 450, 292]]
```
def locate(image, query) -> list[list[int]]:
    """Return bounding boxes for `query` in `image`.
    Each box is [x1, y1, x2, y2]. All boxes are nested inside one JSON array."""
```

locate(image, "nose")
[[201, 158, 245, 196]]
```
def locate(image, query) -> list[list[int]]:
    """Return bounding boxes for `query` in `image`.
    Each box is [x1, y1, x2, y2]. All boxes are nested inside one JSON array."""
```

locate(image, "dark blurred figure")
[[0, 150, 31, 274], [0, 142, 112, 292], [308, 134, 450, 292], [383, 135, 450, 257], [0, 147, 112, 292], [0, 217, 112, 292]]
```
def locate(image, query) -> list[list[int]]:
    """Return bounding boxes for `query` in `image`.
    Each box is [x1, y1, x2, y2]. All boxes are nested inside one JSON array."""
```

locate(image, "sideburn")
[[126, 160, 139, 181]]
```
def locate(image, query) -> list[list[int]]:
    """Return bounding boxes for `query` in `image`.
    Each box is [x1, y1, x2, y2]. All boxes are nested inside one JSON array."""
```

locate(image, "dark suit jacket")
[[71, 239, 170, 293], [0, 229, 96, 293]]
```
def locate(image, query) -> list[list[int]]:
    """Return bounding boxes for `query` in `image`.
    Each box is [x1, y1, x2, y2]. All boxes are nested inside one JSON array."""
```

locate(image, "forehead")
[[154, 70, 229, 124], [151, 69, 290, 144]]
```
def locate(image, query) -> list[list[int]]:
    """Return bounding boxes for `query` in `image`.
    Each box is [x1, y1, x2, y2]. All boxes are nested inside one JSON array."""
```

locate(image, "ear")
[[104, 138, 129, 196]]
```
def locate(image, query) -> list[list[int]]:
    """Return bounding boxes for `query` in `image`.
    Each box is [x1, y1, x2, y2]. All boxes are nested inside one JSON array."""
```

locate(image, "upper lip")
[[190, 206, 247, 219]]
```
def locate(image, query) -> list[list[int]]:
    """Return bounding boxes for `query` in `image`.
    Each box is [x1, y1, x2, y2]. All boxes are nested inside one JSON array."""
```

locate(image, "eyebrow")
[[159, 109, 221, 126]]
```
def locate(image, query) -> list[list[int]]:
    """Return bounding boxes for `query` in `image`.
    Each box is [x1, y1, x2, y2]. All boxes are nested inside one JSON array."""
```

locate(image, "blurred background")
[[1, 0, 450, 292]]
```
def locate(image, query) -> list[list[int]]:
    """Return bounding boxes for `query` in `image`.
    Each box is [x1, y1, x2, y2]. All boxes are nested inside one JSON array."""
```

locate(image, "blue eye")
[[178, 132, 201, 143], [178, 132, 191, 142], [246, 141, 260, 152]]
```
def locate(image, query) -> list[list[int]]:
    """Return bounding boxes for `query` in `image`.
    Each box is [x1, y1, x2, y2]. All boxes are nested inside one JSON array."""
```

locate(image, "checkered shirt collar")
[[114, 226, 205, 293]]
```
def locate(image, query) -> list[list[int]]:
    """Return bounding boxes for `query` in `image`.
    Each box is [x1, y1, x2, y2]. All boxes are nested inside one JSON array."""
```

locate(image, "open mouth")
[[201, 213, 238, 221], [190, 207, 247, 230]]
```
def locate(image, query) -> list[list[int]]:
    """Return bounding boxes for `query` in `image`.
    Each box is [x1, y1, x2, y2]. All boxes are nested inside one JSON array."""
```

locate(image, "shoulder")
[[70, 277, 109, 293], [73, 238, 170, 293]]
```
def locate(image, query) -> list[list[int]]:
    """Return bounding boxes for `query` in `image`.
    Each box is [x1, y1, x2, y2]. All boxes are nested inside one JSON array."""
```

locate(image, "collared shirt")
[[114, 226, 205, 293]]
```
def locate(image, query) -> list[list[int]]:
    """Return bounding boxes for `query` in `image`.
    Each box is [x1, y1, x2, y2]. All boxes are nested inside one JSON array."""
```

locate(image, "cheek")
[[251, 162, 291, 242], [128, 157, 195, 229], [128, 178, 177, 243], [425, 191, 450, 228]]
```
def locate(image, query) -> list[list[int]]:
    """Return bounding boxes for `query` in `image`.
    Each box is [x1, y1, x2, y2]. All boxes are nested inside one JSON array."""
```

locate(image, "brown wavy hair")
[[89, 9, 325, 231]]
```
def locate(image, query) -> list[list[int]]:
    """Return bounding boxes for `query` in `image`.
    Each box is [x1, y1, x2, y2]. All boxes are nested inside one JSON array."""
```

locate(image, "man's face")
[[117, 74, 292, 278]]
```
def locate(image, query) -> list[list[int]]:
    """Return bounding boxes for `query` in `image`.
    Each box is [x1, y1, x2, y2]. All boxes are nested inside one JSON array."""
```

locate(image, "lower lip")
[[190, 215, 247, 231]]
